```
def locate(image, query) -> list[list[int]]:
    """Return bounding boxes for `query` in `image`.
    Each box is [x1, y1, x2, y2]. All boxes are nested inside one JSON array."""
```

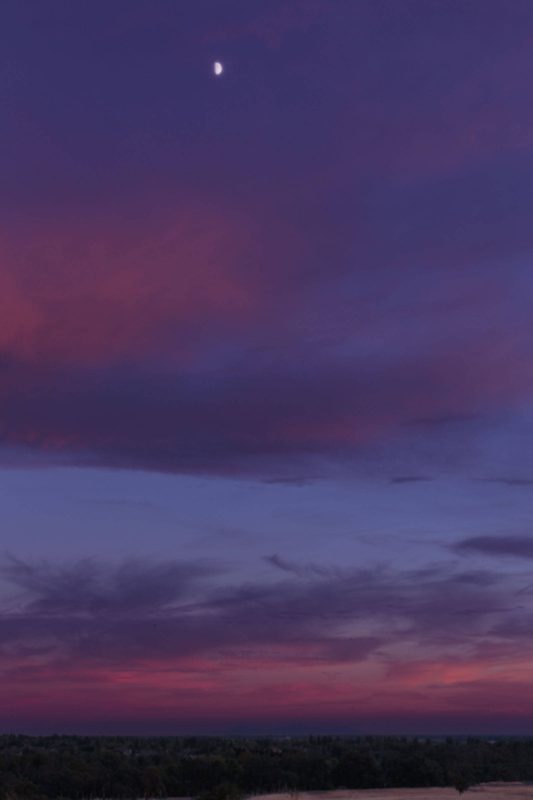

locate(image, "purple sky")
[[2, 0, 533, 734]]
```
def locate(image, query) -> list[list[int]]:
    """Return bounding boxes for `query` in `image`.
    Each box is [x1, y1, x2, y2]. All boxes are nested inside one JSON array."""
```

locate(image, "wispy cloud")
[[482, 478, 533, 487], [0, 554, 520, 667], [389, 475, 433, 484], [0, 552, 531, 728], [454, 536, 533, 560]]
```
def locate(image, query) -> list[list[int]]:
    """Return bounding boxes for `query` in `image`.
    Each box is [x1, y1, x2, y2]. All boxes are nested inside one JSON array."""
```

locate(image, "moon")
[[213, 61, 224, 76]]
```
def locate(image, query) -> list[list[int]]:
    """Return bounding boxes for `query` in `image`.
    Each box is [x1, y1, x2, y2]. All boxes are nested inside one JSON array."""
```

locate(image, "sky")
[[2, 0, 533, 735]]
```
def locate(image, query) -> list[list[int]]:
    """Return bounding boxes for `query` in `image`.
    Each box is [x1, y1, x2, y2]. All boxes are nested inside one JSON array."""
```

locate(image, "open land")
[[252, 786, 533, 800]]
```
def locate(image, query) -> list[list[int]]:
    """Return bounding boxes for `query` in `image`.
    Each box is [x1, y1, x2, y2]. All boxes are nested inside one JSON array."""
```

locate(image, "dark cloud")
[[389, 475, 433, 484], [0, 555, 521, 670], [483, 478, 533, 487], [1, 555, 215, 617], [0, 335, 527, 480], [264, 553, 298, 574], [263, 554, 333, 577], [454, 535, 533, 560]]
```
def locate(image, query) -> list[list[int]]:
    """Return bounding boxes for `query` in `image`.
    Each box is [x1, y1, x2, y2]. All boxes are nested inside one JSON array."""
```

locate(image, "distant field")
[[252, 785, 533, 800]]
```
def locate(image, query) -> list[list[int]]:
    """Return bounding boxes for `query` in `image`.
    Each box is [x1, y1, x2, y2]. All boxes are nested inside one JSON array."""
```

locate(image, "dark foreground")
[[2, 735, 533, 799]]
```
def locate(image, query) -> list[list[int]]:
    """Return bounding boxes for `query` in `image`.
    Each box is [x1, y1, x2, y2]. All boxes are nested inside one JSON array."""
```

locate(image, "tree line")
[[0, 734, 532, 799]]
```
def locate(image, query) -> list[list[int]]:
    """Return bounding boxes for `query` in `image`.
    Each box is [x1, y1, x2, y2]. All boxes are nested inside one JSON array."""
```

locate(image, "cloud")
[[264, 553, 298, 574], [0, 553, 532, 728], [0, 554, 517, 669], [1, 555, 215, 616], [205, 0, 326, 49], [0, 206, 267, 365], [0, 555, 389, 669], [454, 535, 533, 560], [1, 330, 530, 480], [3, 6, 533, 484], [411, 413, 482, 428], [483, 478, 533, 487], [264, 554, 333, 577], [389, 475, 433, 484]]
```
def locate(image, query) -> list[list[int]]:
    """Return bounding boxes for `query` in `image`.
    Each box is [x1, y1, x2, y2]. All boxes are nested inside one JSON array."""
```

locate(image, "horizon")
[[2, 0, 533, 735]]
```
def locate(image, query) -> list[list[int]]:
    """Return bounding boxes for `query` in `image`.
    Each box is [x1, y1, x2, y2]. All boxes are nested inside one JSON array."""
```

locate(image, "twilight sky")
[[2, 0, 533, 735]]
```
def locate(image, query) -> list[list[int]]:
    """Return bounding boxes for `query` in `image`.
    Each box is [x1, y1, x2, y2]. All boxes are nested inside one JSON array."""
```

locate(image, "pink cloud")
[[0, 203, 263, 365]]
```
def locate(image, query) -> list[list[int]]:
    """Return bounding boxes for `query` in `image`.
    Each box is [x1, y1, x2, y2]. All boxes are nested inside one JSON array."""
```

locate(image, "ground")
[[252, 786, 533, 800]]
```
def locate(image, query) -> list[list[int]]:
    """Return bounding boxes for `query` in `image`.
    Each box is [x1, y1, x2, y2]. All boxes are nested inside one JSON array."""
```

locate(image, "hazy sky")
[[2, 0, 533, 734]]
